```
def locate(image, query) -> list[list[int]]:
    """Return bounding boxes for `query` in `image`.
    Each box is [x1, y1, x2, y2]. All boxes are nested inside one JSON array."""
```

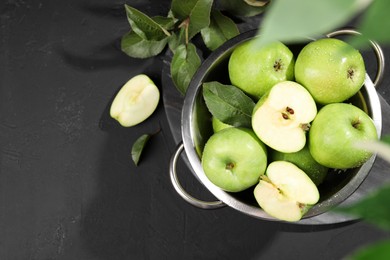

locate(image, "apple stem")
[[352, 119, 361, 129], [300, 123, 311, 131], [225, 162, 235, 170]]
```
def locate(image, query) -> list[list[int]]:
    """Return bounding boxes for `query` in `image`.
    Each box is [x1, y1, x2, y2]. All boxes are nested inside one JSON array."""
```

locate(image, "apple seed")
[[282, 107, 295, 120], [286, 106, 294, 114]]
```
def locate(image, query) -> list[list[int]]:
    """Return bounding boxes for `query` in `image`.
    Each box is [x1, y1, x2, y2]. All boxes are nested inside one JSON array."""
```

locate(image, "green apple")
[[254, 161, 320, 222], [212, 116, 232, 132], [295, 38, 366, 104], [201, 127, 267, 192], [309, 103, 378, 169], [110, 74, 160, 127], [252, 81, 317, 153], [228, 39, 295, 100], [270, 144, 328, 186]]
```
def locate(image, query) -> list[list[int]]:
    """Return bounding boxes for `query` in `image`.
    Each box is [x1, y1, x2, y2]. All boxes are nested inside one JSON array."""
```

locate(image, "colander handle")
[[169, 142, 225, 209], [326, 28, 385, 89]]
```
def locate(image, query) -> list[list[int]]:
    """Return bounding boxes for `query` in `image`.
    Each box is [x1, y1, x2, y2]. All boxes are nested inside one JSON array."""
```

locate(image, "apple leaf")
[[124, 4, 170, 41], [121, 31, 168, 59], [131, 134, 151, 166], [170, 0, 213, 40], [168, 27, 186, 52], [218, 0, 268, 17], [255, 0, 371, 47], [170, 43, 201, 95], [357, 0, 390, 45], [202, 81, 255, 128], [201, 10, 240, 51], [346, 239, 390, 260], [335, 184, 390, 230], [152, 16, 176, 32]]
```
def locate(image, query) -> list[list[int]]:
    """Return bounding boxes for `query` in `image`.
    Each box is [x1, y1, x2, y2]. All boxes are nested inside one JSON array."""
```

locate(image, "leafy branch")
[[120, 0, 268, 95]]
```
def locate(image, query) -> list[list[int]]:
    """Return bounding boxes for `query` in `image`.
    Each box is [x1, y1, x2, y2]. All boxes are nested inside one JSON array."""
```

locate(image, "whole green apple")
[[270, 144, 328, 186], [295, 38, 365, 104], [228, 39, 295, 100], [212, 116, 232, 133], [201, 127, 267, 192], [309, 103, 378, 169]]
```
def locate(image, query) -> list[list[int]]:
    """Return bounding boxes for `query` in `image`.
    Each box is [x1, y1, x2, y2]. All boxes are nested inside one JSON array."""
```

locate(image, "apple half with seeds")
[[252, 81, 317, 153], [254, 161, 320, 222], [110, 74, 160, 127]]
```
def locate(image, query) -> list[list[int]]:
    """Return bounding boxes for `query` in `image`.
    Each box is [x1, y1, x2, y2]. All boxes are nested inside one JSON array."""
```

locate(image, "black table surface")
[[1, 1, 390, 259]]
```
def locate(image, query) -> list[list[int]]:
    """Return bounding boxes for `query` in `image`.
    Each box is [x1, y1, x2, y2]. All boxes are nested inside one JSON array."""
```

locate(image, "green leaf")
[[121, 31, 168, 59], [202, 81, 255, 128], [152, 16, 176, 31], [358, 0, 390, 45], [346, 239, 390, 260], [201, 10, 240, 51], [382, 135, 390, 145], [256, 0, 372, 47], [124, 4, 169, 41], [335, 184, 390, 230], [218, 0, 268, 17], [170, 0, 213, 40], [131, 134, 151, 166], [168, 27, 186, 52], [170, 43, 201, 95]]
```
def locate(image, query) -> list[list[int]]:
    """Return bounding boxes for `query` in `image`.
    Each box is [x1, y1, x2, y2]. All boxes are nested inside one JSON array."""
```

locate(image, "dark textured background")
[[1, 1, 390, 259]]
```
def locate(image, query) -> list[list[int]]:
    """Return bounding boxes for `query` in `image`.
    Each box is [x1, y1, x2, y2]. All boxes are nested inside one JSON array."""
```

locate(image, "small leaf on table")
[[170, 43, 201, 95], [131, 134, 151, 166], [201, 10, 240, 51], [202, 81, 255, 128]]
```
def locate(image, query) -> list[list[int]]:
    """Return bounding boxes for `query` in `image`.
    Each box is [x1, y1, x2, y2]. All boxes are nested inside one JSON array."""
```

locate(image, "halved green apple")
[[254, 161, 320, 222], [252, 81, 317, 153], [110, 74, 160, 127]]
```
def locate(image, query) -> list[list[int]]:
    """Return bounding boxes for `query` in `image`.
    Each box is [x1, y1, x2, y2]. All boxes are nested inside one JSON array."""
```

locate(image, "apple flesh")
[[201, 127, 267, 192], [270, 144, 328, 186], [228, 39, 295, 100], [252, 81, 317, 153], [309, 103, 378, 169], [295, 38, 366, 104], [110, 74, 160, 127], [254, 161, 320, 222]]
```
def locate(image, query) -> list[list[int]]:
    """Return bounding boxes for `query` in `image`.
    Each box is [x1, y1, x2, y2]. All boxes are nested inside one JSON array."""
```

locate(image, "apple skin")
[[295, 38, 365, 105], [201, 127, 267, 192], [228, 40, 295, 100], [270, 145, 328, 186], [212, 116, 232, 133], [110, 74, 160, 127], [309, 103, 378, 169]]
